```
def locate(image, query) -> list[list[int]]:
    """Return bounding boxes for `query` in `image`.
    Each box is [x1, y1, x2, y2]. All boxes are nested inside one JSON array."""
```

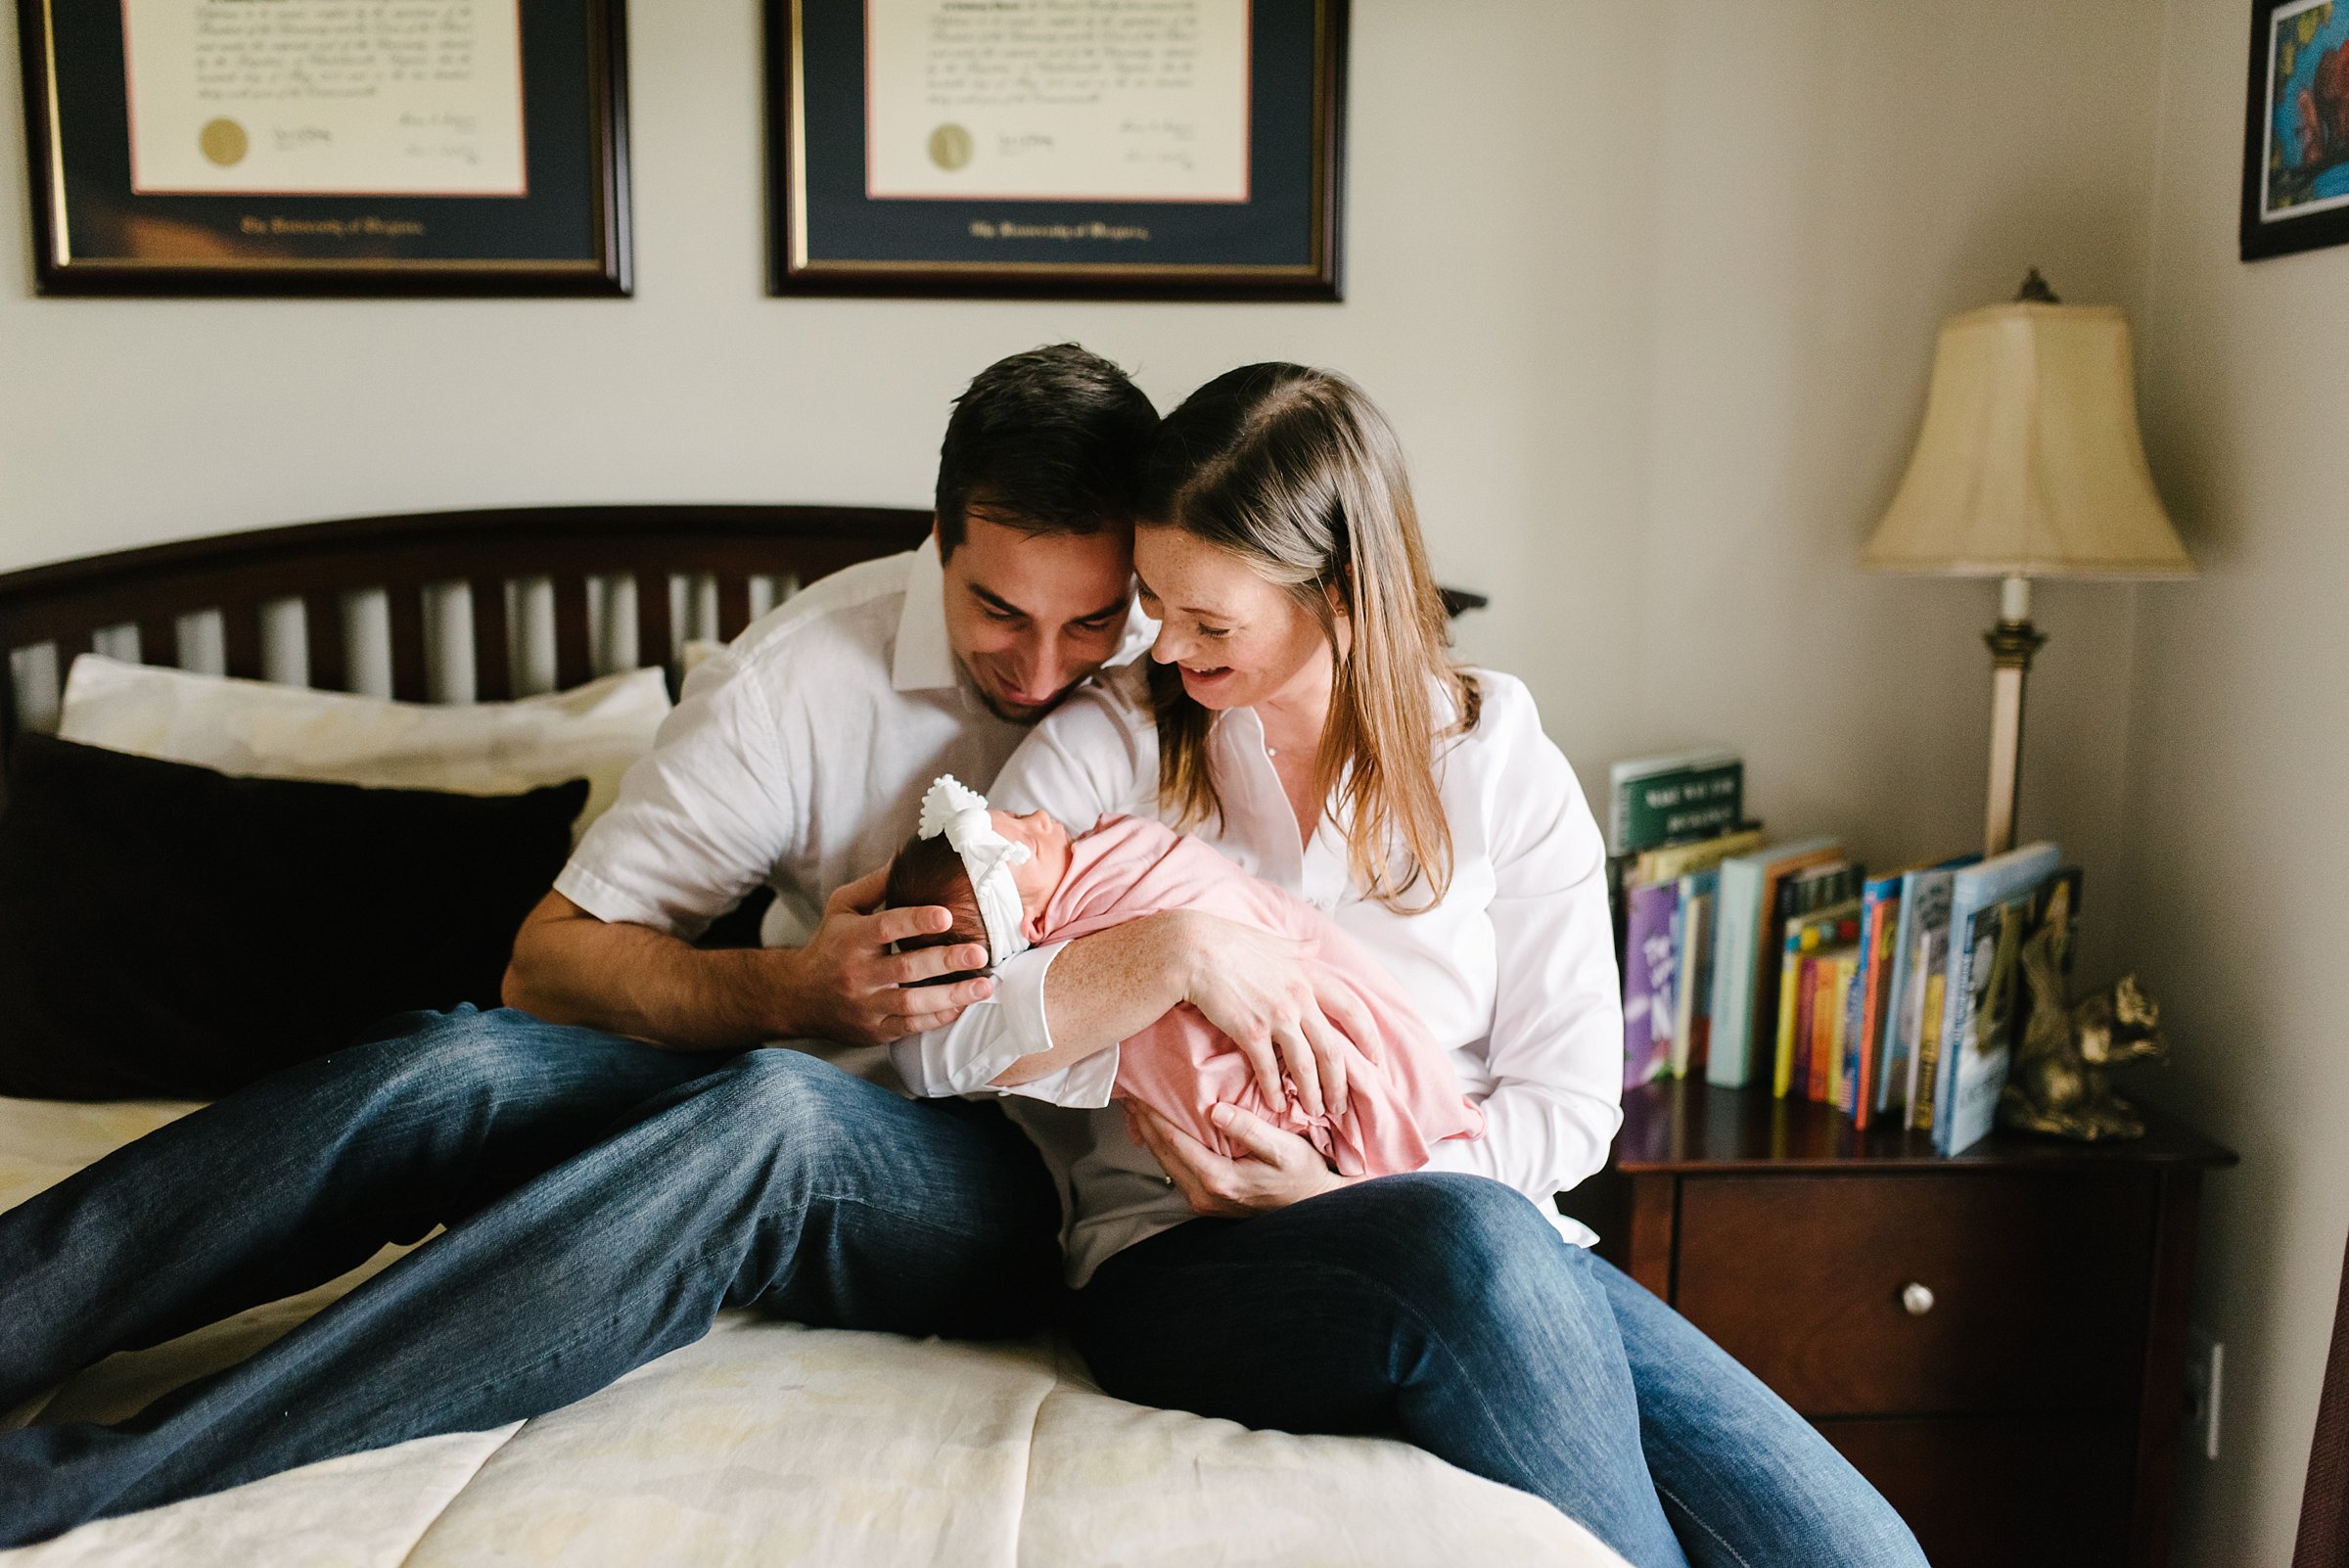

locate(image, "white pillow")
[[58, 655, 671, 844]]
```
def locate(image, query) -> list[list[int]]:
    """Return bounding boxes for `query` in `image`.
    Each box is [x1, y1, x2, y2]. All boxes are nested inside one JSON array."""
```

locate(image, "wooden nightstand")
[[1558, 1080, 2234, 1568]]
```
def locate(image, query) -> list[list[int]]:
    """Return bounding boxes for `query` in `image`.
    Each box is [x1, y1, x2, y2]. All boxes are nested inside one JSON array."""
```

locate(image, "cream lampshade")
[[1863, 271, 2195, 854]]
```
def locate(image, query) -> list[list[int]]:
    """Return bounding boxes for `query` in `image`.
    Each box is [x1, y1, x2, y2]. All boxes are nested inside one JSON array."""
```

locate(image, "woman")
[[903, 364, 1928, 1568]]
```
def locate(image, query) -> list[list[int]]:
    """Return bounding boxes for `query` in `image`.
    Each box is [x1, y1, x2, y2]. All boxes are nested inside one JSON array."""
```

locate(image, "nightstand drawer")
[[1673, 1171, 2155, 1416]]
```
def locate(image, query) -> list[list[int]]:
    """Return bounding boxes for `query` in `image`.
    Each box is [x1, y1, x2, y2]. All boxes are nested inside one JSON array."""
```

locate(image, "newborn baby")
[[884, 776, 1482, 1177]]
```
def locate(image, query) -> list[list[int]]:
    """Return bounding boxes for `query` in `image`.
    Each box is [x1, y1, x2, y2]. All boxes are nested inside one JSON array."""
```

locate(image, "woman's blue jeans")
[[1072, 1175, 1930, 1568], [0, 1006, 1064, 1545]]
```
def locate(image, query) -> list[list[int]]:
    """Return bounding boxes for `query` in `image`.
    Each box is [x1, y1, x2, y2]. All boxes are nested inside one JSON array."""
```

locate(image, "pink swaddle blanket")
[[1031, 815, 1483, 1176]]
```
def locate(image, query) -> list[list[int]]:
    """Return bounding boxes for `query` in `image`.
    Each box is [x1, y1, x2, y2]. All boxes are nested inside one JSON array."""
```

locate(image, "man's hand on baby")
[[1172, 911, 1373, 1122], [785, 864, 996, 1047], [1127, 1101, 1350, 1217]]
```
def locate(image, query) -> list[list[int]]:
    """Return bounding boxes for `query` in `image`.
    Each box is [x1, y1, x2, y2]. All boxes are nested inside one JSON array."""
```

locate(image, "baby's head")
[[883, 807, 1074, 971]]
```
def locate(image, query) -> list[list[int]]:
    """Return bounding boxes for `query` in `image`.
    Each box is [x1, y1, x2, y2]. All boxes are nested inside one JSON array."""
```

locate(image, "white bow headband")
[[916, 775, 1033, 966]]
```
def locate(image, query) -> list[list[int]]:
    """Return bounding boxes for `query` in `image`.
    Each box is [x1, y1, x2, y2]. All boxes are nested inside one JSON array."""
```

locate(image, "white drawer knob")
[[1901, 1282, 1936, 1317]]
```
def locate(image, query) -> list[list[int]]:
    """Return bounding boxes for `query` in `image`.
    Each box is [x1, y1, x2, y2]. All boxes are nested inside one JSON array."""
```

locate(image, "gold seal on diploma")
[[198, 117, 250, 167], [927, 123, 974, 172]]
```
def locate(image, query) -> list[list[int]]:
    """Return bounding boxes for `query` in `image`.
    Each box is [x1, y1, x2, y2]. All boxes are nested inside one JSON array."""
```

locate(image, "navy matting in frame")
[[21, 0, 630, 296], [770, 0, 1345, 300]]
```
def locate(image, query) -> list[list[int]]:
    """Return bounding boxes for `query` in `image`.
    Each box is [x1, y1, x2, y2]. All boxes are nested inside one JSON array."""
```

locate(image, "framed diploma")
[[19, 0, 631, 295], [769, 0, 1347, 300]]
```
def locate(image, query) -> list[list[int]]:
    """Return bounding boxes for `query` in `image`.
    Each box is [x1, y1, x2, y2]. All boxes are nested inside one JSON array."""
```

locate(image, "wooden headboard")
[[0, 500, 1489, 778], [0, 504, 933, 759]]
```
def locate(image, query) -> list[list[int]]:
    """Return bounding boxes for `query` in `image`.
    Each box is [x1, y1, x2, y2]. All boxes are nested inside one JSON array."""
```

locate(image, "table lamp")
[[1861, 270, 2195, 856]]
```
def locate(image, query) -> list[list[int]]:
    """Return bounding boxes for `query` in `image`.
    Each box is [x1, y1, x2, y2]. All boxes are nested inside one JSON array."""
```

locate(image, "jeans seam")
[[691, 1185, 1036, 1322], [1346, 1268, 1586, 1529], [1657, 1480, 1754, 1568]]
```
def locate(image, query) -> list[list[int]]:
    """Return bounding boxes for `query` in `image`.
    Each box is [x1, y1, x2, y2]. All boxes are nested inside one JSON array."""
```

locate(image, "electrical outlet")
[[2184, 1326, 2224, 1461]]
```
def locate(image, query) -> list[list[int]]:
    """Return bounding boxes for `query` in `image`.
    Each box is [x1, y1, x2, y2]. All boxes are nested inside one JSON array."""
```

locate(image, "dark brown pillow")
[[0, 734, 586, 1100]]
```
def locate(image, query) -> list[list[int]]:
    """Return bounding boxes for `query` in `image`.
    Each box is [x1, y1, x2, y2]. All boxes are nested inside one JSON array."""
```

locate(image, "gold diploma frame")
[[770, 0, 1348, 300], [20, 0, 632, 296]]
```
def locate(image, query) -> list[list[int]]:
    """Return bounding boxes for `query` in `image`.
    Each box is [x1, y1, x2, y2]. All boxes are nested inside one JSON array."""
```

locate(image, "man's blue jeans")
[[0, 1006, 1064, 1546], [1072, 1174, 1930, 1568]]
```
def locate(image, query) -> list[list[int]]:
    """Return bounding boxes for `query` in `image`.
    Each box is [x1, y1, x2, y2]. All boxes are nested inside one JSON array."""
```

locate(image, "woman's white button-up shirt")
[[894, 665, 1625, 1285]]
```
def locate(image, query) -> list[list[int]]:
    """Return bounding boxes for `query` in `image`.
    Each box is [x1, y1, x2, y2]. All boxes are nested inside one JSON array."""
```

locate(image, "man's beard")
[[976, 686, 1063, 726], [962, 659, 1070, 726]]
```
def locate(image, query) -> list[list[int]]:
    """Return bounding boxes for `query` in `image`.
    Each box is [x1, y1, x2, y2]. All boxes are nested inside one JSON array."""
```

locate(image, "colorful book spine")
[[1805, 943, 1851, 1104], [1791, 951, 1820, 1097], [1760, 856, 1853, 1087], [1620, 878, 1681, 1088], [1705, 836, 1836, 1089], [1669, 870, 1718, 1079], [1844, 874, 1904, 1127], [1878, 855, 1977, 1122], [1707, 856, 1766, 1089], [1819, 953, 1857, 1104], [1771, 898, 1856, 1099], [1911, 962, 1947, 1131], [1773, 927, 1808, 1099], [1633, 826, 1767, 888]]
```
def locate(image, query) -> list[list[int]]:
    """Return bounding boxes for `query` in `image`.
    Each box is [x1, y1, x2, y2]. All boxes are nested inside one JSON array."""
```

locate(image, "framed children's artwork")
[[18, 0, 632, 295], [2242, 0, 2349, 261], [767, 0, 1347, 300]]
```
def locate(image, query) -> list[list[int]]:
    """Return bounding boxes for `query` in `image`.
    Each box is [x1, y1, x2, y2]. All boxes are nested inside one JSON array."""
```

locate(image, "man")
[[1, 345, 1323, 1544]]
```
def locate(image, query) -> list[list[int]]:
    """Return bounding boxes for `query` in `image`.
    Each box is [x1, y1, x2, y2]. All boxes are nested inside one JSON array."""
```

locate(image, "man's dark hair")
[[934, 345, 1158, 556]]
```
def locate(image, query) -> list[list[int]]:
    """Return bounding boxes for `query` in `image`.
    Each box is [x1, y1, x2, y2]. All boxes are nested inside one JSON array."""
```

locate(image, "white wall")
[[0, 1, 2176, 976], [2122, 0, 2349, 1559]]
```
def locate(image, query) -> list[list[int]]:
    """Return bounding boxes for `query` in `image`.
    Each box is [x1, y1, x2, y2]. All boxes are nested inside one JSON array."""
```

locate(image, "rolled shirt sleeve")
[[890, 939, 1112, 1107], [556, 651, 801, 940]]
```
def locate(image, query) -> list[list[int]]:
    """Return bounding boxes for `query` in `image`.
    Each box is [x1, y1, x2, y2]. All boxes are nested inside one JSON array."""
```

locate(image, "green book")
[[1606, 750, 1743, 855]]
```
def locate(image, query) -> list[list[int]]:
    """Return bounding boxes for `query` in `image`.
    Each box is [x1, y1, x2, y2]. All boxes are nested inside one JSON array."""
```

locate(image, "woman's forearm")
[[990, 910, 1342, 1117], [990, 912, 1198, 1086]]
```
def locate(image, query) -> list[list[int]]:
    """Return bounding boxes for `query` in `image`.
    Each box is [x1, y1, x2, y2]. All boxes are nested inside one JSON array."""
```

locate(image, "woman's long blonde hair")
[[1143, 363, 1479, 912]]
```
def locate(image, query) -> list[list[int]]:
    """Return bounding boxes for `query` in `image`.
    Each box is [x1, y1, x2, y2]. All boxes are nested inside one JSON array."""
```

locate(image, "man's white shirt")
[[554, 536, 1152, 1080]]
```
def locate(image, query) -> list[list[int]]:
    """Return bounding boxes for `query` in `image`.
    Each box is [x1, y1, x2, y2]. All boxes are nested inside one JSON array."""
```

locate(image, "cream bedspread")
[[0, 1097, 1627, 1567]]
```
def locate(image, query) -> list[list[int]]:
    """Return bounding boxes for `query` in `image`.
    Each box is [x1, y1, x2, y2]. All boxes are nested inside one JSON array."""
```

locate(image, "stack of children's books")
[[1607, 749, 2081, 1157]]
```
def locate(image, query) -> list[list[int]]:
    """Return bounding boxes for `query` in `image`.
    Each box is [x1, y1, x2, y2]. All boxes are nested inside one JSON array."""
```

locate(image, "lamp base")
[[1983, 576, 2047, 857]]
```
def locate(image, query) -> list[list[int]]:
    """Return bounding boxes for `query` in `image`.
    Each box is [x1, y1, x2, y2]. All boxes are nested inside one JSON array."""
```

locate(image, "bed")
[[0, 506, 1620, 1568]]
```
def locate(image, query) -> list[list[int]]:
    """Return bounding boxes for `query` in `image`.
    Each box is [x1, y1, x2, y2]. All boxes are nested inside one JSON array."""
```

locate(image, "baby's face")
[[990, 807, 1072, 913]]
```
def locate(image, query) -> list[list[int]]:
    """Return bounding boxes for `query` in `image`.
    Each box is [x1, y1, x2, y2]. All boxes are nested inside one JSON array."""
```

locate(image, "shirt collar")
[[892, 532, 1160, 695], [892, 535, 961, 694]]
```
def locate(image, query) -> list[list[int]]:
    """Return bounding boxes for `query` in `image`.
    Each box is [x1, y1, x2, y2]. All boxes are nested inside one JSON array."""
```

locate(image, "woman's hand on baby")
[[1171, 911, 1374, 1121], [1127, 1102, 1352, 1217]]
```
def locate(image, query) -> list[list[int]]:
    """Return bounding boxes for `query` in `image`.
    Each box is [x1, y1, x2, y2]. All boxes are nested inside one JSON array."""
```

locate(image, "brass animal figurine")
[[2000, 963, 2169, 1141]]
